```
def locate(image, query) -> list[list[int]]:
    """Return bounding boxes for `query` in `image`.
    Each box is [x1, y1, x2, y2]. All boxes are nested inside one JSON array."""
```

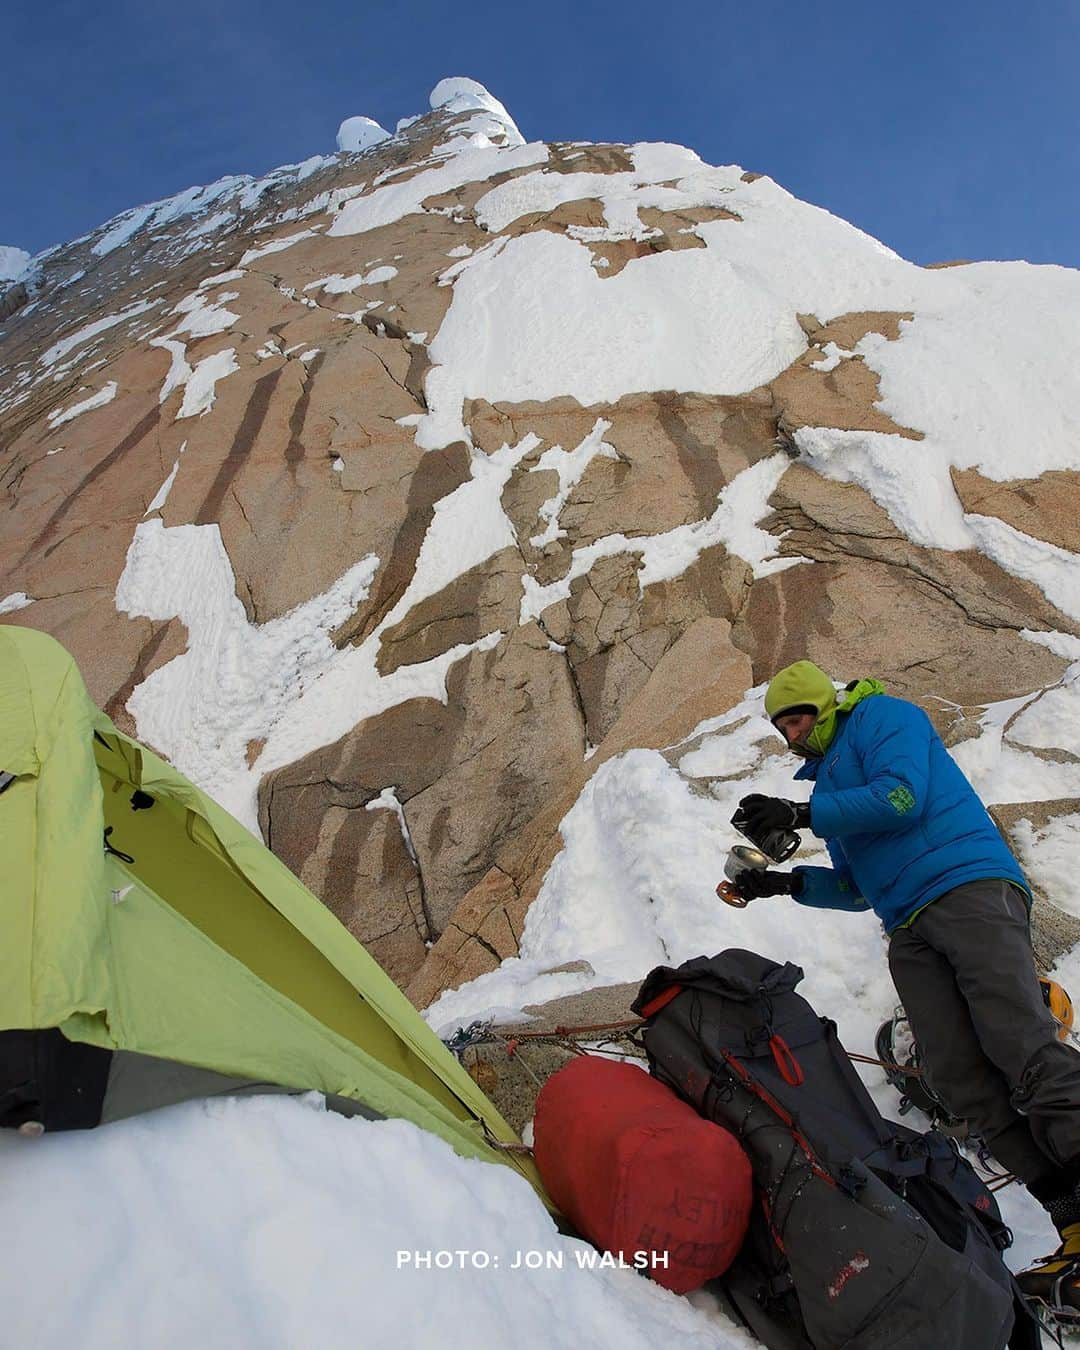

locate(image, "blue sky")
[[5, 0, 1078, 267]]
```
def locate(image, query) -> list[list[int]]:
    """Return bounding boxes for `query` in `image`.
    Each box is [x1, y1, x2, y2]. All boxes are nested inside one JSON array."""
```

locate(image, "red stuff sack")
[[533, 1056, 752, 1293]]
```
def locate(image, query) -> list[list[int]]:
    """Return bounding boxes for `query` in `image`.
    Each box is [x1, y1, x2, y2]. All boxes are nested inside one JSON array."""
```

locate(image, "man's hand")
[[737, 794, 811, 836], [731, 868, 801, 901]]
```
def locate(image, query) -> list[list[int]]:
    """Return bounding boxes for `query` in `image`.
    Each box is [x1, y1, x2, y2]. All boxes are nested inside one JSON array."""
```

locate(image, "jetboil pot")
[[715, 805, 801, 908]]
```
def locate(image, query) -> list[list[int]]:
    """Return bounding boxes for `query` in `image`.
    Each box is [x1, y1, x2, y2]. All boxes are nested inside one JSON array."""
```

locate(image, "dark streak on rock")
[[20, 404, 161, 566], [285, 351, 327, 468], [195, 366, 282, 526]]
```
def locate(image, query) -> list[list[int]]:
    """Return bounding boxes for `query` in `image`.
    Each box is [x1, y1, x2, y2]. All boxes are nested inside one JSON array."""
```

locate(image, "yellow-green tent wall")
[[0, 624, 543, 1194]]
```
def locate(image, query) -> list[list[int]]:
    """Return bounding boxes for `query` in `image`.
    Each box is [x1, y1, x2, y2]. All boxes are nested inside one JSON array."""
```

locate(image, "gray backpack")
[[632, 950, 1041, 1350]]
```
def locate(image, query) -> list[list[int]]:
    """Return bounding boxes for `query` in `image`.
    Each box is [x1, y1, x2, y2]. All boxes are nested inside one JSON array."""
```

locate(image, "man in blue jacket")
[[732, 659, 1080, 1314]]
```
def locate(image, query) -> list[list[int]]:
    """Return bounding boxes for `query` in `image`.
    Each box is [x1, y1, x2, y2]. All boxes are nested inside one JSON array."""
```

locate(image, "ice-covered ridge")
[[15, 78, 519, 281]]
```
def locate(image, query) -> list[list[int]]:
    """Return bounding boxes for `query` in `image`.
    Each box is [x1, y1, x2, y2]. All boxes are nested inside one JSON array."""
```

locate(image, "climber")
[[729, 659, 1080, 1321]]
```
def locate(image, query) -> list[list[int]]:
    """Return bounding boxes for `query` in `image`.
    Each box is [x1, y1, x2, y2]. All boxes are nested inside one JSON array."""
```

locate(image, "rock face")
[[3, 81, 1079, 1015]]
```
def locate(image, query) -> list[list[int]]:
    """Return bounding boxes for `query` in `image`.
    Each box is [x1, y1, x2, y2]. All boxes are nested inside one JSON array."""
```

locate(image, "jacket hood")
[[765, 662, 885, 757], [764, 661, 837, 721]]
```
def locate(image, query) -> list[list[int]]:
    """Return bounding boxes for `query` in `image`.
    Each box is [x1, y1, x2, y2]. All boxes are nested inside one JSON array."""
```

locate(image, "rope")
[[446, 1017, 927, 1081], [847, 1050, 925, 1078]]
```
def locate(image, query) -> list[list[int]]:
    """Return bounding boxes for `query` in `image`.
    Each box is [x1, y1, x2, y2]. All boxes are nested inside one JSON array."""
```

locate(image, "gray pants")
[[888, 878, 1080, 1184]]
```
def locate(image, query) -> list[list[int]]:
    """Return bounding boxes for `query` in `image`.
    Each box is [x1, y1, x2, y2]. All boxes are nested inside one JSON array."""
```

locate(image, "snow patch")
[[145, 442, 187, 515], [40, 299, 159, 369], [327, 142, 547, 240], [177, 348, 238, 419], [418, 230, 806, 450], [46, 381, 118, 429], [0, 592, 33, 614], [240, 229, 320, 267], [1014, 814, 1080, 919], [115, 520, 380, 830], [530, 419, 619, 547], [366, 787, 419, 865], [794, 427, 971, 550], [303, 266, 398, 294], [520, 454, 801, 623]]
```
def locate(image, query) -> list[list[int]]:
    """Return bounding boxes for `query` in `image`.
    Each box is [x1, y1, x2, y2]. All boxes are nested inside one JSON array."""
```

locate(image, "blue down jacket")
[[792, 693, 1029, 932]]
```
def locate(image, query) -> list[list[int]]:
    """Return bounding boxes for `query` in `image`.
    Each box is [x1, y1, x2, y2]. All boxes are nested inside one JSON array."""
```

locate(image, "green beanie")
[[764, 661, 885, 757]]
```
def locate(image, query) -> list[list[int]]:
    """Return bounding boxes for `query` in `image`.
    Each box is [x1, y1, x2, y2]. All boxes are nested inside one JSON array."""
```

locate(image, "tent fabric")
[[0, 624, 542, 1193]]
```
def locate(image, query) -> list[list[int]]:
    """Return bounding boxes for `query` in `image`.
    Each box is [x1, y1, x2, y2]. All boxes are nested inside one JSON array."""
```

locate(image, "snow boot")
[[1016, 1223, 1080, 1325]]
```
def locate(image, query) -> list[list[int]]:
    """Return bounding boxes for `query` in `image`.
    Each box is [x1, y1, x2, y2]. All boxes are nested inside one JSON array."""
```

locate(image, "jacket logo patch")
[[887, 786, 915, 815], [828, 1250, 870, 1299]]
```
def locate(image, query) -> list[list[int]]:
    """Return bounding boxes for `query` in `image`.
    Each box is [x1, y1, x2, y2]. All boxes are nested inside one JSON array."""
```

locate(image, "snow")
[[530, 419, 619, 546], [198, 268, 246, 289], [1014, 814, 1080, 918], [794, 427, 972, 550], [149, 337, 192, 404], [116, 435, 544, 828], [181, 209, 235, 241], [0, 244, 31, 282], [965, 514, 1080, 623], [809, 341, 849, 373], [399, 435, 541, 610], [336, 115, 391, 154], [0, 591, 33, 614], [948, 683, 1080, 805], [520, 454, 802, 624], [327, 141, 548, 240], [367, 786, 419, 864], [40, 298, 159, 369], [239, 228, 320, 266], [91, 176, 246, 257], [423, 690, 882, 1039], [91, 203, 157, 257], [1007, 666, 1080, 753], [170, 288, 241, 339], [303, 265, 398, 294], [473, 150, 742, 237], [176, 347, 239, 419], [145, 442, 186, 515], [428, 78, 525, 148], [418, 231, 806, 450], [115, 519, 380, 829], [424, 145, 1080, 614], [46, 380, 118, 428], [0, 1094, 749, 1350], [794, 430, 1080, 619]]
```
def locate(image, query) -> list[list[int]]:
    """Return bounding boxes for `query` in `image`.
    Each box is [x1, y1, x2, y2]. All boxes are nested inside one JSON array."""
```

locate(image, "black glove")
[[733, 868, 802, 901], [737, 794, 811, 836]]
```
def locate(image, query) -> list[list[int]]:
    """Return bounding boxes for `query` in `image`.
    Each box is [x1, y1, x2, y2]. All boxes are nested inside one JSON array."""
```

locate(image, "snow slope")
[[0, 1094, 754, 1350]]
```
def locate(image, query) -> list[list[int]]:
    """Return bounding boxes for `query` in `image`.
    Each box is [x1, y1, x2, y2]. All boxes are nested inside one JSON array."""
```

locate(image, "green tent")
[[0, 623, 543, 1195]]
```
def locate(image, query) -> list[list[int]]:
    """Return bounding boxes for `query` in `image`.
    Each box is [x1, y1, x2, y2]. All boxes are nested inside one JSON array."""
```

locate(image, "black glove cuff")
[[793, 801, 812, 829]]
